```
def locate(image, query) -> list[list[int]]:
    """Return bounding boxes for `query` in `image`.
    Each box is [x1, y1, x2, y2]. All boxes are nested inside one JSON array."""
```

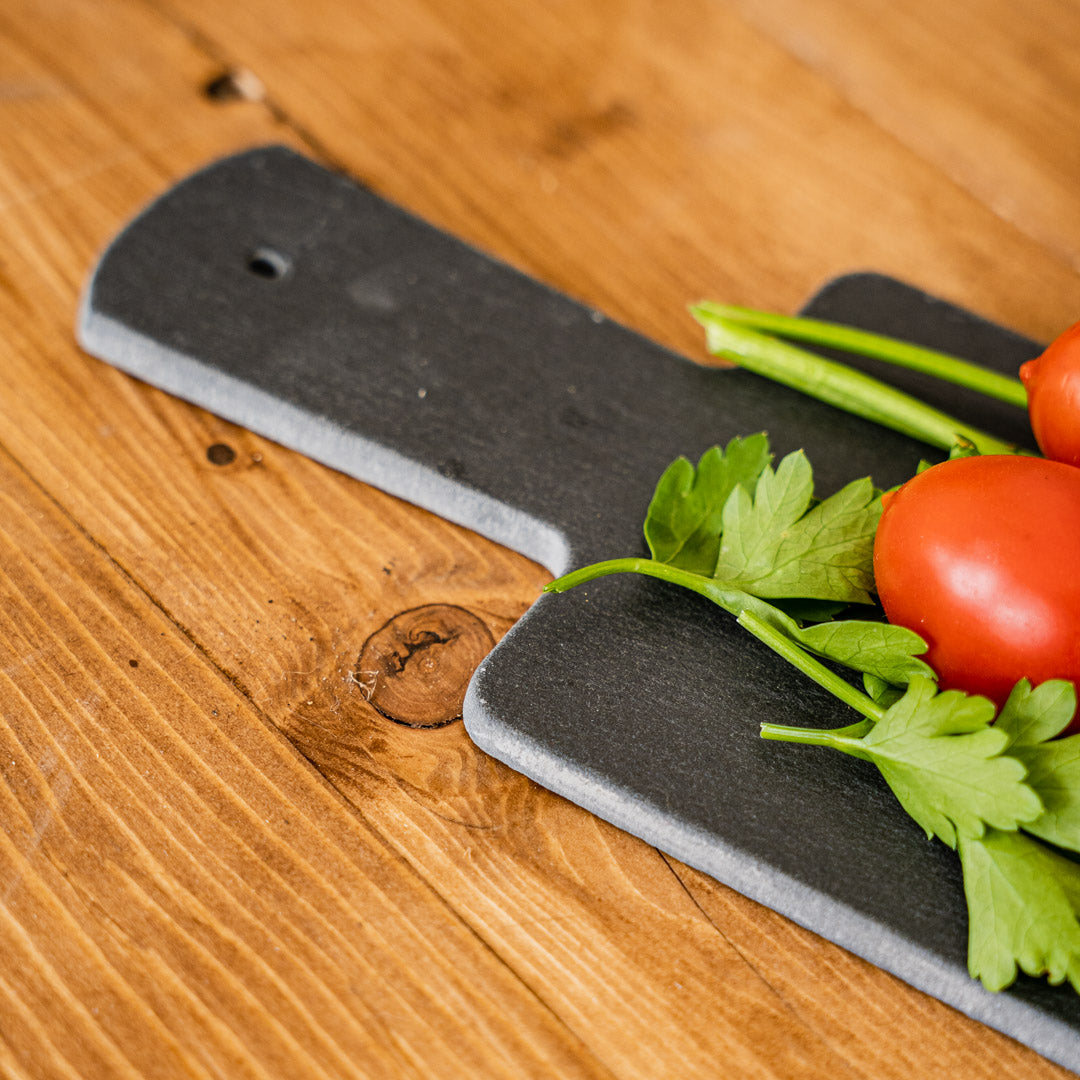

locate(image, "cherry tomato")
[[874, 454, 1080, 710], [1020, 320, 1080, 466]]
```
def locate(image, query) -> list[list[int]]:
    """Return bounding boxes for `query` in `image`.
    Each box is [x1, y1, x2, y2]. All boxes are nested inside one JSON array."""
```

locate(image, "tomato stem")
[[693, 302, 1029, 409], [737, 609, 885, 724], [691, 308, 1022, 457]]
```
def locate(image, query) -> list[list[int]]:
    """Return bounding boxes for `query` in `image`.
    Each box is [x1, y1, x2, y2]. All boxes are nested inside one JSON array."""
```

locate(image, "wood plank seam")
[[657, 851, 797, 1012]]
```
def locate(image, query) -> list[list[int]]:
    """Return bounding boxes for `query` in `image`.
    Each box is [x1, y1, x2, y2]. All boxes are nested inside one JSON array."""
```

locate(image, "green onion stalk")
[[690, 303, 1028, 458]]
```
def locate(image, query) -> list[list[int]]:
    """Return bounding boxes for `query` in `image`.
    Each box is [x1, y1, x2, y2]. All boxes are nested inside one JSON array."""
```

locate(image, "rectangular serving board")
[[77, 145, 1078, 1072]]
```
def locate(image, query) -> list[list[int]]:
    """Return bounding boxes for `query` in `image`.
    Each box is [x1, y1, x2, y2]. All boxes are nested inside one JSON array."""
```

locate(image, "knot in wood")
[[356, 604, 494, 728]]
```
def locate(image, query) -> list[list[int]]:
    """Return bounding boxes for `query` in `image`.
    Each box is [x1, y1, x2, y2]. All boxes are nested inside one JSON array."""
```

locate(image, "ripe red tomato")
[[1020, 320, 1080, 466], [874, 454, 1080, 709]]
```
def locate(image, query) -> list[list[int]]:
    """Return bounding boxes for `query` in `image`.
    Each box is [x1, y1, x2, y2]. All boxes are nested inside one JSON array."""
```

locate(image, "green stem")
[[549, 562, 887, 748], [546, 557, 784, 628], [759, 718, 875, 745], [737, 609, 885, 724], [690, 308, 1021, 457], [694, 302, 1029, 409]]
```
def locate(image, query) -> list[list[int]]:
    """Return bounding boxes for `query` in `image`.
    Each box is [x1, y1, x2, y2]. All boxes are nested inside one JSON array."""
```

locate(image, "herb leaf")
[[863, 672, 905, 709], [960, 829, 1080, 992], [997, 678, 1076, 748], [795, 620, 933, 686], [862, 679, 1041, 846], [995, 679, 1080, 853], [642, 432, 884, 604], [714, 453, 882, 603], [794, 677, 1043, 847], [644, 434, 771, 574]]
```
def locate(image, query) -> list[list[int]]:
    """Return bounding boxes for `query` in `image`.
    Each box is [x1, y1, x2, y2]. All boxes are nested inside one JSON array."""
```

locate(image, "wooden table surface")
[[3, 0, 1080, 1076]]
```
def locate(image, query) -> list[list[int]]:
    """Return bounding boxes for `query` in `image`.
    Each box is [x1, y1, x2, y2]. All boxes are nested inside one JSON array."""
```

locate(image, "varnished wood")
[[1, 0, 1079, 1076]]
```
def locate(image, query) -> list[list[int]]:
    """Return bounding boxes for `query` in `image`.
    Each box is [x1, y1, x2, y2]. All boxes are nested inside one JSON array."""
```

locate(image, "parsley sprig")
[[547, 435, 932, 686], [547, 432, 1080, 998], [748, 617, 1043, 846]]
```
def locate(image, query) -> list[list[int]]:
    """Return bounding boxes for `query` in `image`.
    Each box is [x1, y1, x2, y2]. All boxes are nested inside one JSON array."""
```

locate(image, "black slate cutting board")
[[76, 145, 1079, 1071]]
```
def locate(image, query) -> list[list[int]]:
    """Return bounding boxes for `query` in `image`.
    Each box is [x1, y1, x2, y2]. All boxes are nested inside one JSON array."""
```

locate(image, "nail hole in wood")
[[203, 68, 265, 103], [206, 443, 237, 465]]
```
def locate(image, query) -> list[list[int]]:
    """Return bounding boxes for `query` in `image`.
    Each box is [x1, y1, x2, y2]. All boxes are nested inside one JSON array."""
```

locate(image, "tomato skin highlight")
[[1020, 320, 1080, 467], [873, 455, 1080, 711]]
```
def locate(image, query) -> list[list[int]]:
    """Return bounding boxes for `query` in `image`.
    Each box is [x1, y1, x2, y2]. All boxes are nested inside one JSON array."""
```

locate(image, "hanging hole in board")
[[247, 247, 291, 280]]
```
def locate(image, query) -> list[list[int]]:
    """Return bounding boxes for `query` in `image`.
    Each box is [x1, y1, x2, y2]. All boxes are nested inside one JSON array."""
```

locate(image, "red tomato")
[[1020, 320, 1080, 466], [874, 454, 1080, 710]]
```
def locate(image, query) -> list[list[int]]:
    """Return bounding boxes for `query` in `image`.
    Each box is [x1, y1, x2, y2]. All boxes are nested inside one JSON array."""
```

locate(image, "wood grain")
[[730, 0, 1080, 272], [0, 452, 608, 1079], [1, 0, 1079, 1077], [155, 0, 1080, 348]]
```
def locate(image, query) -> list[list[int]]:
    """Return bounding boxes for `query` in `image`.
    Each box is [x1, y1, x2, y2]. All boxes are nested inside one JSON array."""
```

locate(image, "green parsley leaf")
[[798, 677, 1043, 847], [644, 434, 771, 574], [746, 607, 932, 686], [995, 679, 1080, 854], [794, 620, 933, 686], [714, 451, 882, 603], [997, 678, 1077, 747], [863, 672, 905, 709], [959, 828, 1080, 993]]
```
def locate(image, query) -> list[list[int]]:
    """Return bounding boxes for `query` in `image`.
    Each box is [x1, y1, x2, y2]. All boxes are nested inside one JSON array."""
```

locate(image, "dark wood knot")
[[356, 604, 495, 728]]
